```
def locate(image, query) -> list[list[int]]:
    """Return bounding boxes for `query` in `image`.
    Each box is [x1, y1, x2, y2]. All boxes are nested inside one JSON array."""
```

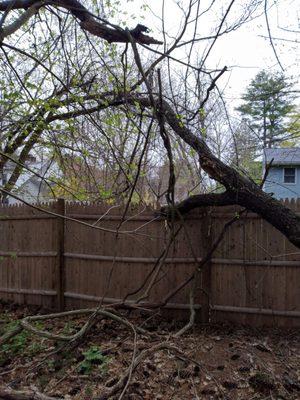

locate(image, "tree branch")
[[161, 191, 235, 216], [105, 94, 300, 248], [0, 0, 163, 45], [0, 2, 43, 42]]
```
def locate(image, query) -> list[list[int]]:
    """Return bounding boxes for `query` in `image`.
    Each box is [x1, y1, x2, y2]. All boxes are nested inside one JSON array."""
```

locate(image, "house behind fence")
[[0, 199, 299, 327], [263, 148, 300, 199]]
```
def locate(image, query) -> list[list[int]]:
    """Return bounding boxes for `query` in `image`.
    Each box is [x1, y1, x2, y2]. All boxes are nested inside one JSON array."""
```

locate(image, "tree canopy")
[[0, 0, 300, 249], [237, 70, 296, 149]]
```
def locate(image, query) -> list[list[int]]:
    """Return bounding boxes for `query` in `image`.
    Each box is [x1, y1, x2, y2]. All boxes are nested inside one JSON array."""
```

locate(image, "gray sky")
[[123, 0, 300, 109]]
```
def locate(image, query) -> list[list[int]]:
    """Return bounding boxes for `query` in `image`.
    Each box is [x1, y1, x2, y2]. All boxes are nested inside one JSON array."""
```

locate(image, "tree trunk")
[[130, 96, 300, 249]]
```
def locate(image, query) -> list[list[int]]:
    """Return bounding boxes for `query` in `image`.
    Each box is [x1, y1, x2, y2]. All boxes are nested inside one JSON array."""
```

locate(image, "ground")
[[0, 301, 299, 399]]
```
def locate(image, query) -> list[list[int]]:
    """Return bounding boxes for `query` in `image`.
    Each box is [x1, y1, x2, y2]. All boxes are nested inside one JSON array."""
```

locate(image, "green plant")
[[78, 346, 109, 375], [62, 321, 77, 335], [27, 340, 47, 356], [46, 358, 56, 372], [0, 322, 30, 366], [1, 323, 29, 355], [0, 320, 47, 365], [84, 385, 93, 397], [236, 70, 295, 149]]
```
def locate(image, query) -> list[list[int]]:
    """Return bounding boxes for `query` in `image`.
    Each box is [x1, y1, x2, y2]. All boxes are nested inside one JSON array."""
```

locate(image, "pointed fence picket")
[[0, 199, 299, 327]]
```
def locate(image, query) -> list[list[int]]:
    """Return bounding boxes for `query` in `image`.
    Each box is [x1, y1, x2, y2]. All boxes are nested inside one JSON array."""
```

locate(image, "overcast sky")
[[123, 0, 299, 109]]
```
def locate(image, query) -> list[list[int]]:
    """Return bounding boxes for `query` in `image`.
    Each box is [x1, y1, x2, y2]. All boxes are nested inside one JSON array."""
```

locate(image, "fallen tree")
[[0, 0, 299, 250], [1, 3, 299, 399], [91, 93, 300, 249]]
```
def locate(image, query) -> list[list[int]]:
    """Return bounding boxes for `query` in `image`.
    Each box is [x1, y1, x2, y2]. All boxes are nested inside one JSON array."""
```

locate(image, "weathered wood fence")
[[0, 199, 299, 327]]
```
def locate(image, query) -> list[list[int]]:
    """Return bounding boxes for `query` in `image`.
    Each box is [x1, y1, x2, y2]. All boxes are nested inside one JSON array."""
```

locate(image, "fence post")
[[199, 208, 212, 323], [56, 198, 65, 311]]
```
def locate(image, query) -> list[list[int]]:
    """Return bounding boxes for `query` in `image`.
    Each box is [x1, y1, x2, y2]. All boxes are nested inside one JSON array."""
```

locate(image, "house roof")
[[264, 148, 300, 166], [3, 158, 57, 192]]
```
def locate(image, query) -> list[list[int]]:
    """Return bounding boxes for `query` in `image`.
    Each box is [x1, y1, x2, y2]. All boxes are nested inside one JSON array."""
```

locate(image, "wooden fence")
[[0, 199, 299, 327]]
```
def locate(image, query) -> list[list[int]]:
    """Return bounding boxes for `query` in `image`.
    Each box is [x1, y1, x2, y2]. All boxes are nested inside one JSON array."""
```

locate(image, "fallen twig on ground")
[[0, 386, 60, 400]]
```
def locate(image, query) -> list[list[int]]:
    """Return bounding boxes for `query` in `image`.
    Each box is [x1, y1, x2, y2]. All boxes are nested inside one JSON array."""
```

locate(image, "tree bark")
[[128, 96, 300, 249], [1, 1, 300, 249], [0, 0, 162, 45]]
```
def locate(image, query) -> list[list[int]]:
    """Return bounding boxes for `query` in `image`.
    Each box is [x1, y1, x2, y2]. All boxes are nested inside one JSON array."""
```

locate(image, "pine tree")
[[237, 71, 295, 149]]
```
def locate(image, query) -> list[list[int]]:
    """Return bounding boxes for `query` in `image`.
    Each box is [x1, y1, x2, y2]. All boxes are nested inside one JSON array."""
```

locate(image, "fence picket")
[[0, 200, 299, 326]]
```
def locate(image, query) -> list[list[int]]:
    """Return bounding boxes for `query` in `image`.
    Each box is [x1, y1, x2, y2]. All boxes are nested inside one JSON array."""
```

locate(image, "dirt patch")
[[0, 301, 299, 399]]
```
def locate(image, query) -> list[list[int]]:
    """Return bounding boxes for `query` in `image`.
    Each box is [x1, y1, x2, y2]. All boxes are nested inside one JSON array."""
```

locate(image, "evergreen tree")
[[237, 71, 295, 149], [284, 111, 300, 146]]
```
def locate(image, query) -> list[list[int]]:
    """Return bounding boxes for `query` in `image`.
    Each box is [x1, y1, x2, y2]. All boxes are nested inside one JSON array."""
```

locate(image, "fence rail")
[[0, 199, 299, 327]]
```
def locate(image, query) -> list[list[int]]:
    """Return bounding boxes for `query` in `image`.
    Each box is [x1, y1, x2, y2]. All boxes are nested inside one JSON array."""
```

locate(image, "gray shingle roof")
[[264, 148, 300, 165]]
